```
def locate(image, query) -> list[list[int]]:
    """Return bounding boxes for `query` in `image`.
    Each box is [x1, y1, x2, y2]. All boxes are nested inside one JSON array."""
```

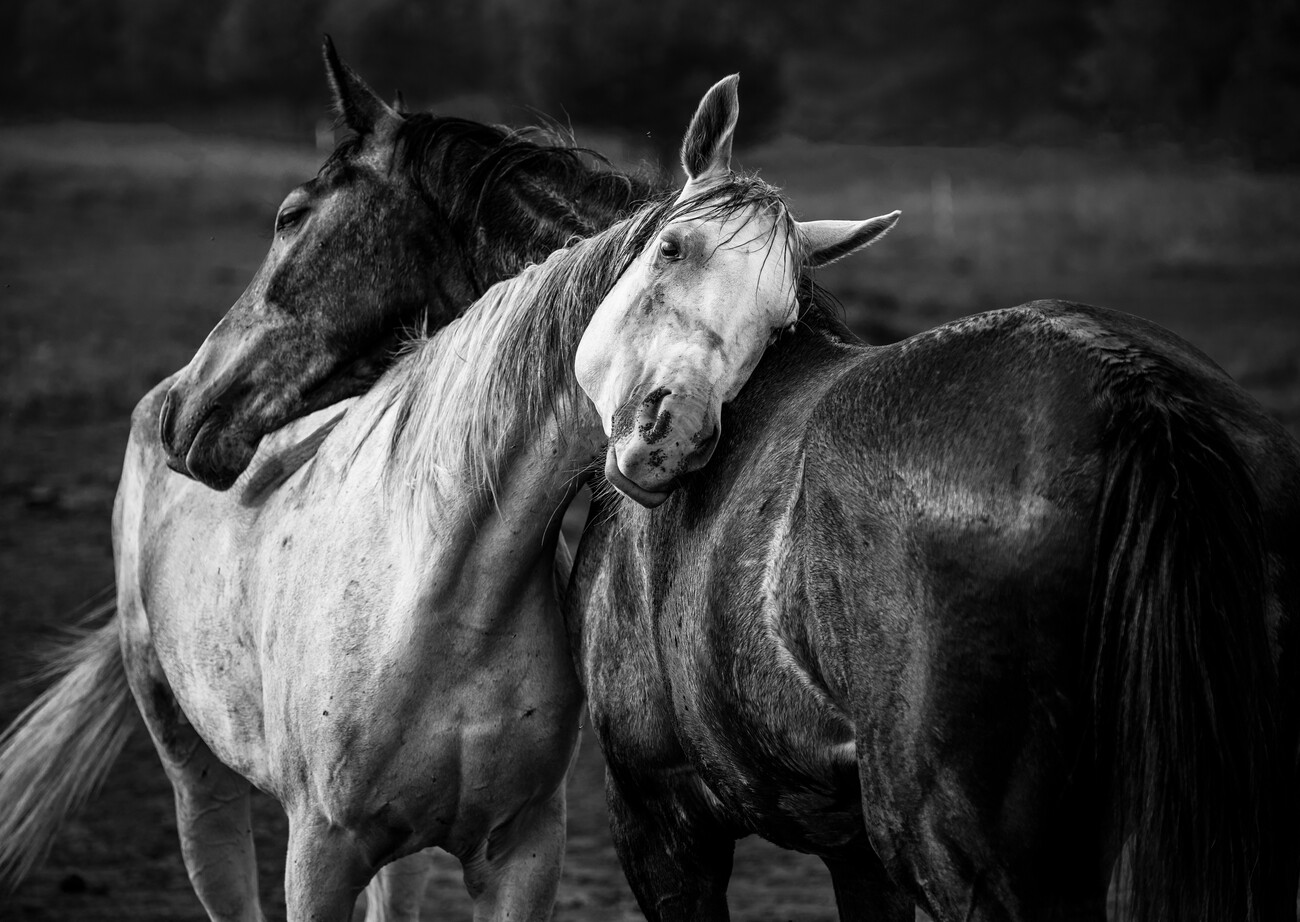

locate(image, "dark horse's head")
[[160, 39, 651, 489]]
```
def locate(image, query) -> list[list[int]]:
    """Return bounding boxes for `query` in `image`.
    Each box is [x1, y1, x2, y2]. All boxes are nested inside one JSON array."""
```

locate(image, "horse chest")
[[586, 523, 863, 850]]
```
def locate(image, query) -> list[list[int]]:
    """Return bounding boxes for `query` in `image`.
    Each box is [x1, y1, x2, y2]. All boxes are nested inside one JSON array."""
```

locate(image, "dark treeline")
[[3, 0, 1297, 165]]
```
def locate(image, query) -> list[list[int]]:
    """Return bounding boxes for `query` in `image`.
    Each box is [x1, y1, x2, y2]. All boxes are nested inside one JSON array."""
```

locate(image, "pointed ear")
[[680, 74, 740, 185], [321, 35, 400, 136], [799, 211, 901, 268], [392, 89, 406, 114]]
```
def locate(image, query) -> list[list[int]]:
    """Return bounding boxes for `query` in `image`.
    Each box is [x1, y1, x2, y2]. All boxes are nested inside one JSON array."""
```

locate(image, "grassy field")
[[1, 119, 1298, 920]]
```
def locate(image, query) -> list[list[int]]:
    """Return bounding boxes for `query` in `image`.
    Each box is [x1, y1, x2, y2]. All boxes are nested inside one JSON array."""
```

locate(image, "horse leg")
[[605, 768, 735, 921], [885, 777, 1108, 922], [119, 612, 264, 922], [362, 850, 436, 922], [460, 787, 567, 922], [820, 850, 912, 922], [284, 812, 373, 922]]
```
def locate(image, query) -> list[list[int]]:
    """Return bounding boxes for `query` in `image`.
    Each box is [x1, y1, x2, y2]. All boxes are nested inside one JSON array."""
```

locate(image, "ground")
[[0, 121, 1297, 921]]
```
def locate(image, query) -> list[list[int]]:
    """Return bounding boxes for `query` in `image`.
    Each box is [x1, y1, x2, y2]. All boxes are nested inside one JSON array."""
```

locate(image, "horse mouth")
[[603, 447, 674, 508], [179, 409, 246, 491]]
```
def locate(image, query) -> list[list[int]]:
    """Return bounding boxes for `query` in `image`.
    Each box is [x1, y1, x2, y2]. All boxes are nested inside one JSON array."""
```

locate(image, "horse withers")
[[571, 75, 1299, 921]]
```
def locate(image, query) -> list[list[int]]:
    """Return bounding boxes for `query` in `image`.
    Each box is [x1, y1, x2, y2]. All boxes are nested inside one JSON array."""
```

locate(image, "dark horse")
[[156, 38, 655, 491], [569, 78, 1300, 921]]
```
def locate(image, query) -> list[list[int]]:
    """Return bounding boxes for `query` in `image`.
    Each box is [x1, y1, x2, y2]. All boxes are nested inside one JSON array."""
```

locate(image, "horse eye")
[[275, 207, 308, 233], [658, 238, 682, 260]]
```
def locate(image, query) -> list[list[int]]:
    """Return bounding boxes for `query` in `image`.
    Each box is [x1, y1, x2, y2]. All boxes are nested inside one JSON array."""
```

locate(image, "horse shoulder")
[[570, 510, 686, 772]]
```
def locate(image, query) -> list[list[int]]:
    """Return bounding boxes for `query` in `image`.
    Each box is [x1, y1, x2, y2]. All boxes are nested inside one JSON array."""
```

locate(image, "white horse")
[[0, 77, 888, 921]]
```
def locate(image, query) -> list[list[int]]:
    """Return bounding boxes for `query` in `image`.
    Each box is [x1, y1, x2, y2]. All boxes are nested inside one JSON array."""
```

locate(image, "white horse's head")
[[575, 75, 899, 506]]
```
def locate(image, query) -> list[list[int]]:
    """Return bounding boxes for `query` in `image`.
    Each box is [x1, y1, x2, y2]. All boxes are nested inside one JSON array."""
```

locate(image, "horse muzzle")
[[159, 378, 257, 491], [604, 386, 720, 507]]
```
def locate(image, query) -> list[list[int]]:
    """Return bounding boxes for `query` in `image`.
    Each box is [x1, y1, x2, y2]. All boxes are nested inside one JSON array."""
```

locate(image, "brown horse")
[[570, 76, 1300, 921], [156, 38, 654, 491]]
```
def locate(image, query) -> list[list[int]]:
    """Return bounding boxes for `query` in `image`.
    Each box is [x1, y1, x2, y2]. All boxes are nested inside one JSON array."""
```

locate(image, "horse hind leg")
[[820, 848, 912, 922], [120, 614, 264, 922], [361, 850, 436, 922], [893, 775, 1109, 922]]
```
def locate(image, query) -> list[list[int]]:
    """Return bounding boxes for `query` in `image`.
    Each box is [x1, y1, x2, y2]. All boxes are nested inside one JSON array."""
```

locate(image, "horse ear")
[[799, 211, 901, 268], [321, 35, 400, 136], [680, 74, 740, 185], [392, 90, 407, 114]]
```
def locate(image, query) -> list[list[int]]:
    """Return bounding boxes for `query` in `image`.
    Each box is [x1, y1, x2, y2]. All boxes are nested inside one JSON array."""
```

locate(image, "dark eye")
[[658, 237, 682, 260], [275, 206, 309, 233]]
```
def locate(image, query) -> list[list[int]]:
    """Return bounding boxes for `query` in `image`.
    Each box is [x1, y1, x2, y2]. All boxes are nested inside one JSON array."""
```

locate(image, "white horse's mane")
[[365, 198, 665, 510], [358, 174, 799, 519]]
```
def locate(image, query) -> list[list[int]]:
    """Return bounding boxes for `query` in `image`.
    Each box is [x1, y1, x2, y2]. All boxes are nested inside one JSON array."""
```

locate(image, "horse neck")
[[372, 265, 614, 574], [398, 397, 603, 618], [461, 157, 659, 290]]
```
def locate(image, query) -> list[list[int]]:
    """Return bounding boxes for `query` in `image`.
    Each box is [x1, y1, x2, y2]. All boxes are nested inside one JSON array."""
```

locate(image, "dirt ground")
[[1, 121, 1298, 921]]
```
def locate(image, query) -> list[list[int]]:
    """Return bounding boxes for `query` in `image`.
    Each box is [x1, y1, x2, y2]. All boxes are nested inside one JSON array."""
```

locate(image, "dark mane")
[[386, 114, 661, 292], [318, 112, 661, 296], [796, 278, 858, 341]]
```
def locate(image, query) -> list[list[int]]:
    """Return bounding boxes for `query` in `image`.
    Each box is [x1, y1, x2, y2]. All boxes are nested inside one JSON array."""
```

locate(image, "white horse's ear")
[[322, 35, 401, 137], [680, 75, 740, 186], [799, 211, 901, 268]]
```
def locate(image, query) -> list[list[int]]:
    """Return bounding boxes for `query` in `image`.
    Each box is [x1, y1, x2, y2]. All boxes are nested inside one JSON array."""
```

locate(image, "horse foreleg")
[[168, 746, 265, 922], [121, 612, 265, 922], [362, 850, 436, 922], [460, 787, 567, 922], [605, 767, 735, 922], [821, 850, 913, 922], [284, 813, 373, 922]]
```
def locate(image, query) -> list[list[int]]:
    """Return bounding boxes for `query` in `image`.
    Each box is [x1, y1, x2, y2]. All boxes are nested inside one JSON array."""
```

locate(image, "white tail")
[[0, 605, 134, 891]]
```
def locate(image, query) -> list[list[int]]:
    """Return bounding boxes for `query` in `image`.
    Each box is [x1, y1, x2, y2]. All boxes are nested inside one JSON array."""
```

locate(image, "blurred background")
[[2, 2, 1299, 920], [3, 0, 1300, 161]]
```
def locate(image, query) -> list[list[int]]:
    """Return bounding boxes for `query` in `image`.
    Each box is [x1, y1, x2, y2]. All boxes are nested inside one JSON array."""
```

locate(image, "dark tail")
[[0, 604, 134, 891], [1089, 394, 1279, 922]]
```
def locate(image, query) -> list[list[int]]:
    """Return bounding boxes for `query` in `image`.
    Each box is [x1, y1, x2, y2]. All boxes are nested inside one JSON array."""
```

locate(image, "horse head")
[[574, 75, 900, 507], [158, 39, 470, 488]]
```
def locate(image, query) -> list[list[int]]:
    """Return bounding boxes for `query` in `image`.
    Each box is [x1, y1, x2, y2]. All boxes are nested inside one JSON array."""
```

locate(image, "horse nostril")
[[684, 427, 719, 471], [642, 387, 671, 416], [637, 388, 674, 443], [158, 389, 178, 453]]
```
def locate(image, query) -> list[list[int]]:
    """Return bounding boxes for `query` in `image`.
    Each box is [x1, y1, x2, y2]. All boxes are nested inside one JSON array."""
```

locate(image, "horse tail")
[[1089, 393, 1278, 922], [0, 603, 134, 892]]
